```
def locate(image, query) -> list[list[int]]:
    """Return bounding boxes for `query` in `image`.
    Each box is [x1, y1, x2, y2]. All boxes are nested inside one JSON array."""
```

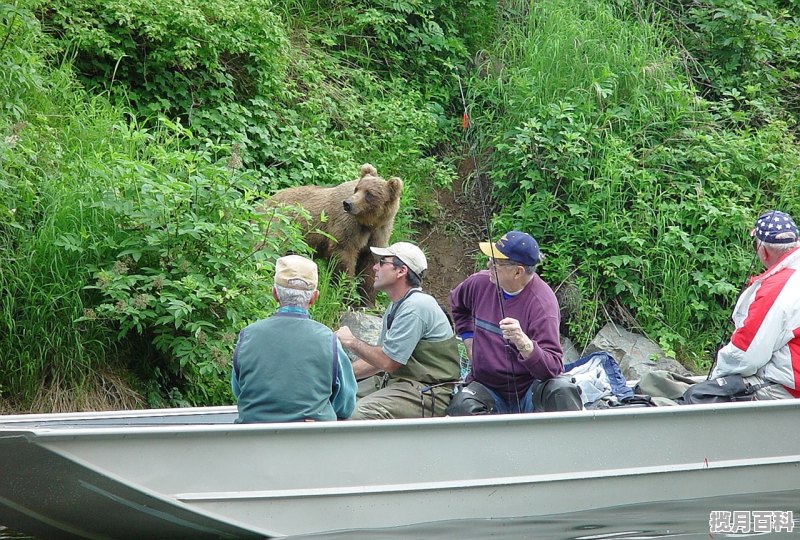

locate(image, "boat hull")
[[1, 400, 798, 538]]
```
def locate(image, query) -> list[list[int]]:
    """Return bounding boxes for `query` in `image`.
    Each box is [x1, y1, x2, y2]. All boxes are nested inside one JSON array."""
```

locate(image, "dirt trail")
[[415, 164, 489, 310]]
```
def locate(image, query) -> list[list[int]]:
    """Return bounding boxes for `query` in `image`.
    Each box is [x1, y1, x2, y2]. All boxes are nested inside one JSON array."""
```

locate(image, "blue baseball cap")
[[479, 231, 541, 266], [751, 210, 798, 244]]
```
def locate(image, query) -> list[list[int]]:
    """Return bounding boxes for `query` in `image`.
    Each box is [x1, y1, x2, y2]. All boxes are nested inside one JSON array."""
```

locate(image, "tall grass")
[[482, 0, 694, 128], [469, 0, 800, 368], [1, 106, 124, 405], [310, 258, 360, 328], [0, 5, 129, 405]]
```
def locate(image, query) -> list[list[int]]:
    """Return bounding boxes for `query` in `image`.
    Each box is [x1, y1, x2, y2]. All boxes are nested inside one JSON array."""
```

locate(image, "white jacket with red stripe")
[[712, 245, 800, 397]]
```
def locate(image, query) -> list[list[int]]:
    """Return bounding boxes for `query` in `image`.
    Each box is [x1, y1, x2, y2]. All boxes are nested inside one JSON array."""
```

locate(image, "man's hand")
[[463, 338, 474, 361], [335, 326, 357, 348], [499, 317, 534, 357], [336, 326, 401, 374]]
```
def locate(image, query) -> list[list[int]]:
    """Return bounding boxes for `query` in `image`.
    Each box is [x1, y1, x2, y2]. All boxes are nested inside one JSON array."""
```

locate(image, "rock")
[[584, 322, 693, 380], [554, 277, 581, 333], [339, 311, 382, 345], [561, 336, 580, 365]]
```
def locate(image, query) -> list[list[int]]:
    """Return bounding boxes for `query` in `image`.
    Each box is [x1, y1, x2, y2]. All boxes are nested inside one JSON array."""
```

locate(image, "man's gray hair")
[[763, 240, 800, 256], [274, 284, 316, 307]]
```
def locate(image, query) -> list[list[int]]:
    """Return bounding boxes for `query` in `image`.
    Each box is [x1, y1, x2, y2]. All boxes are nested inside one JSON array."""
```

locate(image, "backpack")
[[681, 375, 773, 404]]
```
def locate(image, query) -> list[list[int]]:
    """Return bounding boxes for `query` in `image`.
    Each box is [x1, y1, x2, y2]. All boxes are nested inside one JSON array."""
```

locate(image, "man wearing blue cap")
[[448, 231, 575, 414], [709, 210, 800, 400]]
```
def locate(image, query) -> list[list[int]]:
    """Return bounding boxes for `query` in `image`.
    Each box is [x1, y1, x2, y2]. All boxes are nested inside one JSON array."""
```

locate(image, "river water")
[[2, 490, 798, 539]]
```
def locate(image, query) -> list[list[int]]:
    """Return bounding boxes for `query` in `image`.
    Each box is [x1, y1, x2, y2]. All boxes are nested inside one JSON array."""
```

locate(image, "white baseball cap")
[[370, 242, 427, 278]]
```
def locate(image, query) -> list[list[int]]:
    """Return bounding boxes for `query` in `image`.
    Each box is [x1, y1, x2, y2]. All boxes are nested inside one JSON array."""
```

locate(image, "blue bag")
[[564, 351, 634, 401]]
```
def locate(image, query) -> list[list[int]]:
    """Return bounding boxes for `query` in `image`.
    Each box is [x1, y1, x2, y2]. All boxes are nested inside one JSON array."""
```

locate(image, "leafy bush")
[[38, 0, 463, 235], [40, 0, 289, 118], [655, 0, 800, 121], [83, 122, 311, 405], [296, 0, 487, 101], [1, 3, 311, 407]]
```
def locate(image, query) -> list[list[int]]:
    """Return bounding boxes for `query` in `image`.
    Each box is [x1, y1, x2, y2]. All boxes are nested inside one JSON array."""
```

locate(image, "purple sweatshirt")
[[450, 270, 563, 403]]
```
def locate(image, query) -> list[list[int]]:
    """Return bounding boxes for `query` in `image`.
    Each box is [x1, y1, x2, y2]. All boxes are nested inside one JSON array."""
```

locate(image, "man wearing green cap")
[[232, 255, 357, 423]]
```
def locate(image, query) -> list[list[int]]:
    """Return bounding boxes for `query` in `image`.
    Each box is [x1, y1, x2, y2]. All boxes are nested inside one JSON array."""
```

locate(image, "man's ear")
[[396, 265, 409, 280], [308, 290, 320, 306]]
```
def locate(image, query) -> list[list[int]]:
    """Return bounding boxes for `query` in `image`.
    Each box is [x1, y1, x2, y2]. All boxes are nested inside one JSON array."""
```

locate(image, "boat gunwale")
[[0, 398, 797, 439]]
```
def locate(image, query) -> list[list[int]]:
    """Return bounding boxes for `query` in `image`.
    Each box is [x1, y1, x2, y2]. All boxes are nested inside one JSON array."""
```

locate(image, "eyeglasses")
[[378, 257, 399, 268]]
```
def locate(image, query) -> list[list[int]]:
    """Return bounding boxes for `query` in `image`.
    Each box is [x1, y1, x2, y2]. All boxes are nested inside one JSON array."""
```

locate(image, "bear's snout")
[[343, 200, 353, 213]]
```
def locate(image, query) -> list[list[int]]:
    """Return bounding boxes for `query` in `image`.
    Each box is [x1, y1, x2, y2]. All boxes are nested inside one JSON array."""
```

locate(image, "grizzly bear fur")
[[264, 164, 403, 304]]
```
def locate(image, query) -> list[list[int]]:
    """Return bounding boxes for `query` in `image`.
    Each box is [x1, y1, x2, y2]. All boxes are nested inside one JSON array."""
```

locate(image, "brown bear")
[[263, 164, 403, 304]]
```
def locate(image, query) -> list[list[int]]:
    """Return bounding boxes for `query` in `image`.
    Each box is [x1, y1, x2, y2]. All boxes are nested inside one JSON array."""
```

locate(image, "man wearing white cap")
[[232, 255, 357, 422], [707, 210, 800, 400], [336, 242, 461, 418]]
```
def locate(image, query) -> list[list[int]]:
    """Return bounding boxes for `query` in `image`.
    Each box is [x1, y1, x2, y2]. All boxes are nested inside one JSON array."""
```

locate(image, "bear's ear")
[[387, 176, 403, 198], [360, 163, 378, 178]]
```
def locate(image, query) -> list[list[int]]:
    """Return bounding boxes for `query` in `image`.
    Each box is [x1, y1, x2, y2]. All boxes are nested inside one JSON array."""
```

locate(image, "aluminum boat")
[[1, 400, 798, 538]]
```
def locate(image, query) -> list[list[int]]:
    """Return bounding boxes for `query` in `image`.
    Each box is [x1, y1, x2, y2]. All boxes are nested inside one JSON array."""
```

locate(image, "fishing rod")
[[456, 71, 523, 412]]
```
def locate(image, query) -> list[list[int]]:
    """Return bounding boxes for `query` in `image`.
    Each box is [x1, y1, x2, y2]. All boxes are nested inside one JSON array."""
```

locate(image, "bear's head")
[[342, 164, 403, 228]]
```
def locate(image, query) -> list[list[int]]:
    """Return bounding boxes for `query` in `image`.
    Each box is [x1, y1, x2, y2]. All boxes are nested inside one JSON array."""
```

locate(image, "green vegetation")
[[1, 0, 798, 410], [658, 0, 799, 120], [0, 0, 471, 409], [468, 0, 799, 366]]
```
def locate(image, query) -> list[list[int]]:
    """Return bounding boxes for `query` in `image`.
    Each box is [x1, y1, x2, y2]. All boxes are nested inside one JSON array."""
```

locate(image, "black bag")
[[445, 381, 496, 416], [682, 375, 765, 404]]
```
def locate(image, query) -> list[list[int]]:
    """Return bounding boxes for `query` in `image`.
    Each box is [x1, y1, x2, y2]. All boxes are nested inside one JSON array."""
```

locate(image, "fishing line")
[[457, 71, 522, 412], [456, 75, 506, 317]]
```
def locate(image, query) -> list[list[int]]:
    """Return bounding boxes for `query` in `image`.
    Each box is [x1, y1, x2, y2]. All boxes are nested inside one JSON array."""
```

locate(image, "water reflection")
[[286, 491, 800, 540], [0, 527, 33, 539], [3, 490, 799, 540]]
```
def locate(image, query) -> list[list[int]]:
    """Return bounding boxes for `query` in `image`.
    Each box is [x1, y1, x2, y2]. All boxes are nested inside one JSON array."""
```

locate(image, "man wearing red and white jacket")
[[711, 210, 800, 399]]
